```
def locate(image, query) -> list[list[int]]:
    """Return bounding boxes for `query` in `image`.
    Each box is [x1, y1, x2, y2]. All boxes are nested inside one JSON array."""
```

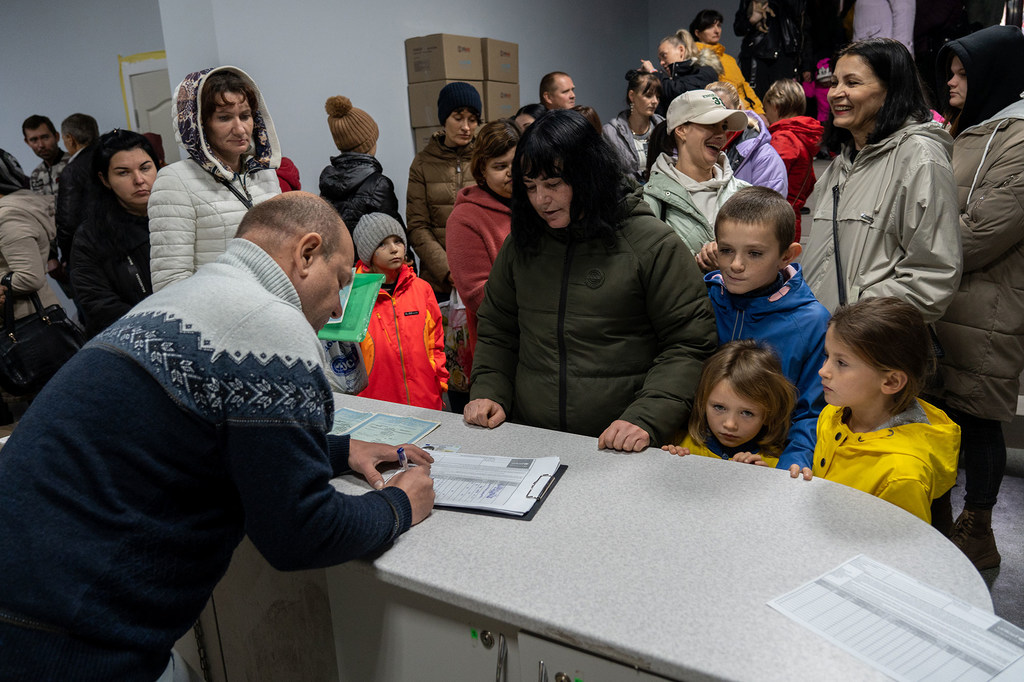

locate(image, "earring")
[[629, 102, 634, 115]]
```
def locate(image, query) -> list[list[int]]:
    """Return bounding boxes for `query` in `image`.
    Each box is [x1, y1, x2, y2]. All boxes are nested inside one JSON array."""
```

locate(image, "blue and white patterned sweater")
[[0, 238, 411, 681]]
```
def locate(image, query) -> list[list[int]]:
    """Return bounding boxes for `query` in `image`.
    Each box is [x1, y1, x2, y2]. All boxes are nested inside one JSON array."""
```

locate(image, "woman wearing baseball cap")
[[642, 90, 749, 266]]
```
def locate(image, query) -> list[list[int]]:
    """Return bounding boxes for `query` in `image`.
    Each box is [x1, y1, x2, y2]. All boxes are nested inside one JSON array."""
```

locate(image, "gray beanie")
[[0, 149, 29, 195], [353, 212, 405, 265], [437, 82, 482, 125]]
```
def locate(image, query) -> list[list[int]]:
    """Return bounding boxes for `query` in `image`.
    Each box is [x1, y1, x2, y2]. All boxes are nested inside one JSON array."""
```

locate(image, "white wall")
[[156, 0, 650, 209], [0, 0, 166, 173]]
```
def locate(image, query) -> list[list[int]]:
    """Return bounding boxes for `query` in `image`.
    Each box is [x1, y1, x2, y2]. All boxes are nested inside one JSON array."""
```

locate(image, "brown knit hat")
[[325, 96, 379, 154]]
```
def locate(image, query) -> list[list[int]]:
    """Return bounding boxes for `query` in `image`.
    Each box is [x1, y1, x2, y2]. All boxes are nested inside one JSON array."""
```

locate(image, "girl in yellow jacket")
[[662, 340, 795, 468], [813, 298, 959, 523]]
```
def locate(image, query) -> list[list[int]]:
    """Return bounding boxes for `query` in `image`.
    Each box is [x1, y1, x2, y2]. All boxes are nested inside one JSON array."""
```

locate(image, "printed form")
[[769, 555, 1024, 681], [386, 452, 561, 516]]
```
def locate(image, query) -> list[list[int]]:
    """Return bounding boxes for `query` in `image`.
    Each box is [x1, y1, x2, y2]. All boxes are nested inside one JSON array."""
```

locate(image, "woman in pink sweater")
[[446, 120, 519, 353]]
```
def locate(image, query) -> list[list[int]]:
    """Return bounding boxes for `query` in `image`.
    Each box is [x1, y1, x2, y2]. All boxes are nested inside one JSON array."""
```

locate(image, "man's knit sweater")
[[0, 238, 412, 680]]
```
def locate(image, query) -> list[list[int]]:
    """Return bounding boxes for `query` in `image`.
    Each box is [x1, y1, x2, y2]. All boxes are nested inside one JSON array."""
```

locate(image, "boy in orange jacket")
[[353, 213, 448, 409]]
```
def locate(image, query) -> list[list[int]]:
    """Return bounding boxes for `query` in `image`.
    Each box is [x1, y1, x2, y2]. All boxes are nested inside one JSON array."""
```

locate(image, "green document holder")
[[317, 272, 385, 342]]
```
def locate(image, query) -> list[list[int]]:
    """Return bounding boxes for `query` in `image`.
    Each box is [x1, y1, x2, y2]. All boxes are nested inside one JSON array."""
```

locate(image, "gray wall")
[[3, 0, 744, 208], [0, 0, 167, 173]]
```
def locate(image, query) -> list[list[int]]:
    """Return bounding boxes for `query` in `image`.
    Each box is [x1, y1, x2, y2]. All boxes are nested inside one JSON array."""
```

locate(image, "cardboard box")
[[482, 38, 518, 83], [405, 34, 483, 83], [483, 81, 520, 122], [407, 80, 484, 128], [412, 126, 439, 154]]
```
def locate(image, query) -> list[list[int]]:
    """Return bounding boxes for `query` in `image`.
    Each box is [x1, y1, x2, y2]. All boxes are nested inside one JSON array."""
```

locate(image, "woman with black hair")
[[464, 110, 716, 451], [802, 39, 960, 322], [71, 130, 158, 337], [602, 70, 664, 183], [691, 8, 763, 113]]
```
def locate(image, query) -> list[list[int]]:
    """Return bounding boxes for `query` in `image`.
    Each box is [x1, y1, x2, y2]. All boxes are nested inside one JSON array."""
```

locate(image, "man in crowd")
[[22, 114, 69, 196], [540, 71, 576, 109], [0, 192, 435, 681]]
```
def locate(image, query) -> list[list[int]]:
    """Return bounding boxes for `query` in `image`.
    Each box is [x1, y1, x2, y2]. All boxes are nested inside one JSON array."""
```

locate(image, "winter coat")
[[931, 27, 1024, 422], [768, 116, 822, 240], [602, 111, 665, 183], [0, 191, 60, 322], [70, 205, 152, 338], [802, 120, 961, 322], [734, 0, 809, 96], [405, 132, 476, 295], [319, 152, 402, 233], [148, 66, 281, 292], [705, 264, 829, 469], [726, 112, 788, 196], [55, 144, 96, 265], [276, 157, 300, 192], [356, 262, 448, 409], [813, 400, 959, 524], [446, 185, 511, 353], [679, 433, 777, 469], [695, 42, 764, 114], [643, 152, 748, 256], [470, 188, 718, 446], [653, 60, 719, 118]]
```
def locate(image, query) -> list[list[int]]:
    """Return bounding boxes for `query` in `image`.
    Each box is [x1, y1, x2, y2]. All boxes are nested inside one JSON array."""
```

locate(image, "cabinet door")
[[518, 632, 677, 682], [327, 564, 520, 681]]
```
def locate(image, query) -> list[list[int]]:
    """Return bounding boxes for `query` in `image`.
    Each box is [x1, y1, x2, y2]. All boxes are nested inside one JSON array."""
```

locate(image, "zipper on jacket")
[[126, 255, 147, 295], [388, 301, 411, 405], [557, 236, 575, 432]]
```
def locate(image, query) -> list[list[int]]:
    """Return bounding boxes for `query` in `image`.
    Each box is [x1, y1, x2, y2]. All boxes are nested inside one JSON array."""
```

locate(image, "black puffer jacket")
[[654, 61, 719, 118], [319, 152, 403, 233], [55, 144, 97, 266], [70, 204, 152, 338]]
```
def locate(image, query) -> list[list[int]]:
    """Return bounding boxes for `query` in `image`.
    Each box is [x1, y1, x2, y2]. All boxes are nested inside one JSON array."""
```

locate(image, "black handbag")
[[0, 272, 86, 395]]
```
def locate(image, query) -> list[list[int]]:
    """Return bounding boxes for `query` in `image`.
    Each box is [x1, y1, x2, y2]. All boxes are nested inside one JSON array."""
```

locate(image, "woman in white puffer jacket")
[[147, 66, 280, 292]]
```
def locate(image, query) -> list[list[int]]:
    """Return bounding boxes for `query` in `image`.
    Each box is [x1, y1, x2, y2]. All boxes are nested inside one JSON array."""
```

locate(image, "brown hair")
[[572, 105, 602, 134], [200, 70, 258, 127], [687, 340, 796, 456], [763, 79, 806, 120], [828, 297, 932, 414], [715, 186, 795, 253], [539, 71, 570, 101], [470, 120, 520, 186]]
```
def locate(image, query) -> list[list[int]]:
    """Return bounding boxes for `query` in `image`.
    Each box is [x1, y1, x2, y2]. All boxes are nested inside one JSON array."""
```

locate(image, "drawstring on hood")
[[171, 65, 281, 183]]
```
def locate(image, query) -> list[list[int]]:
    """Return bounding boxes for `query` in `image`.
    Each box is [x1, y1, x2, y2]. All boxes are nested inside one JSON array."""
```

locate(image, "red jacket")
[[446, 185, 512, 351], [357, 262, 448, 409], [767, 117, 822, 241]]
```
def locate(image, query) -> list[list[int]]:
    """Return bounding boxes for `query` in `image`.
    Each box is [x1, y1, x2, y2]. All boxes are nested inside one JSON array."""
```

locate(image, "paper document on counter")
[[386, 452, 561, 517], [331, 408, 439, 445], [769, 554, 1024, 681]]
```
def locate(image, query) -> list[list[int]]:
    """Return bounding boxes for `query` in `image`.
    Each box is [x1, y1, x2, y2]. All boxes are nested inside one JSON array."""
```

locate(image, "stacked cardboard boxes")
[[405, 34, 520, 153]]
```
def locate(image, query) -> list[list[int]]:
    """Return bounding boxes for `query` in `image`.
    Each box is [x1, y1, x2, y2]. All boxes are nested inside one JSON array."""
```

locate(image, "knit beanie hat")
[[353, 212, 405, 265], [0, 149, 29, 195], [437, 82, 482, 125], [325, 96, 379, 154]]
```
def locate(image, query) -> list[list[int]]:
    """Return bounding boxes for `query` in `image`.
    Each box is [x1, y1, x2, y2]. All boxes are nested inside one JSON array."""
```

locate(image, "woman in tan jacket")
[[405, 82, 481, 299], [0, 190, 61, 323]]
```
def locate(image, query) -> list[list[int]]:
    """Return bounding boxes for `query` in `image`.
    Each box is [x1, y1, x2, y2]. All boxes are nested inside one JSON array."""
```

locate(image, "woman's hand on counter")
[[349, 440, 434, 490], [598, 420, 650, 452], [387, 466, 436, 525], [463, 399, 507, 428]]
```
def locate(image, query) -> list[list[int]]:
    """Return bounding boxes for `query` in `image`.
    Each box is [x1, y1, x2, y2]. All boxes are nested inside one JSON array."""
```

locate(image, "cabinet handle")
[[495, 633, 507, 682]]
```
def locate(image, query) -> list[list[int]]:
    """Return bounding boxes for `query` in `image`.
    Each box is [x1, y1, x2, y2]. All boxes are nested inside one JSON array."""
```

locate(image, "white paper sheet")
[[769, 555, 1024, 681]]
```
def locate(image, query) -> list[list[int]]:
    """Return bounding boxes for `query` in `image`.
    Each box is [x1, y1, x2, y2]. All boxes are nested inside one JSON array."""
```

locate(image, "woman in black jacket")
[[70, 130, 157, 338]]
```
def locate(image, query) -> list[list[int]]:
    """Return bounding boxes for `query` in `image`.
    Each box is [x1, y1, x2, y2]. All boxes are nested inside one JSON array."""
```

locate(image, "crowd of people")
[[0, 5, 1022, 679]]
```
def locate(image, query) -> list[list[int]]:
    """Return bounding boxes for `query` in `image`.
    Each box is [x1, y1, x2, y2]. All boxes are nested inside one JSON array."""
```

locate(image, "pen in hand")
[[397, 446, 408, 472]]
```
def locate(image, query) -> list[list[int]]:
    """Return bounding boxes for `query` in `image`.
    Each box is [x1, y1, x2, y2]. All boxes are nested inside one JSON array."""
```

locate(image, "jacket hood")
[[320, 153, 382, 198], [735, 111, 772, 158], [0, 190, 57, 242], [171, 65, 281, 181], [842, 119, 952, 169], [454, 184, 511, 215], [768, 116, 823, 150], [938, 26, 1024, 131], [356, 261, 416, 296], [705, 264, 813, 315], [652, 150, 734, 189]]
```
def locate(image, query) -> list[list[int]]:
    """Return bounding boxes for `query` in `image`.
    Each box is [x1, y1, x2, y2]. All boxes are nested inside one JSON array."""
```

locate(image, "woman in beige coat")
[[0, 190, 61, 323], [929, 26, 1024, 571]]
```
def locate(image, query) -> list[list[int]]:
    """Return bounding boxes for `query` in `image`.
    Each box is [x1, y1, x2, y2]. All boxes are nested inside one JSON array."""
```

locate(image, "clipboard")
[[318, 272, 385, 342], [437, 464, 568, 522]]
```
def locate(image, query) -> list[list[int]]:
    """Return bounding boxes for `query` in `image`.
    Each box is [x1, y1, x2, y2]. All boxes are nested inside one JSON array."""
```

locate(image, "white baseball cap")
[[666, 90, 748, 131]]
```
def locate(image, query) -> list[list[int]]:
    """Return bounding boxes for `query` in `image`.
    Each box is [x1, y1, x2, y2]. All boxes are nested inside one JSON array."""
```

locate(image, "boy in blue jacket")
[[703, 186, 829, 470]]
